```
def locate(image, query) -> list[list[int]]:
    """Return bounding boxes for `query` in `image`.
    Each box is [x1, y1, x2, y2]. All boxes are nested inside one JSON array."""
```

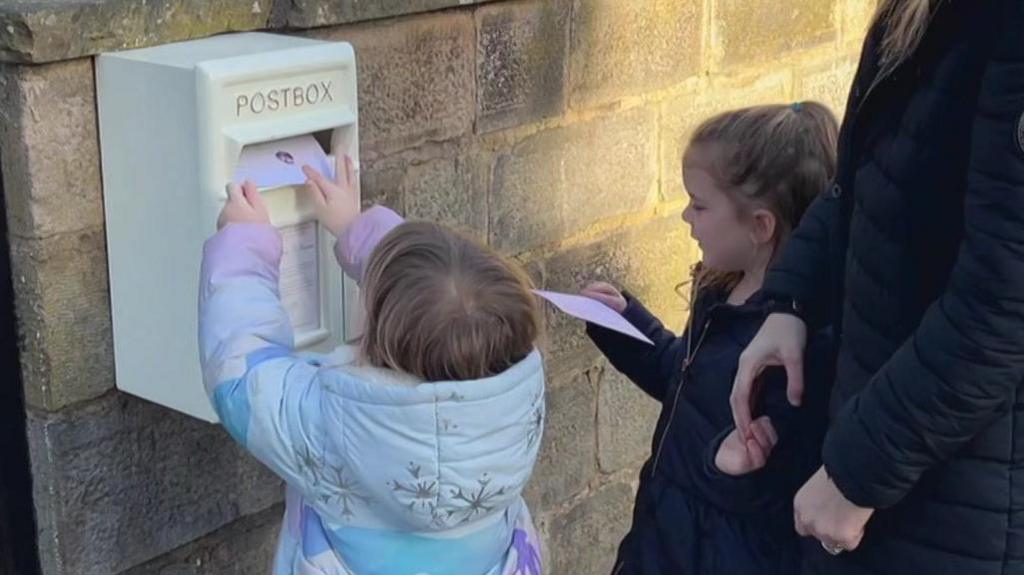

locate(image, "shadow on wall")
[[0, 160, 42, 575]]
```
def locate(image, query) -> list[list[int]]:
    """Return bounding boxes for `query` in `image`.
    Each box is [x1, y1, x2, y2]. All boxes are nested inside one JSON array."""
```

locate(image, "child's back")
[[267, 344, 544, 574], [200, 172, 545, 574]]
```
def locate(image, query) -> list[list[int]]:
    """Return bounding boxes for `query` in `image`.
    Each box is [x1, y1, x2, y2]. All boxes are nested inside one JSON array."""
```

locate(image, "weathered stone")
[[0, 1, 271, 64], [404, 153, 489, 242], [356, 144, 489, 241], [358, 161, 406, 215], [659, 75, 789, 201], [842, 0, 878, 48], [717, 0, 838, 66], [475, 0, 569, 133], [548, 482, 634, 575], [278, 0, 494, 29], [489, 106, 657, 254], [597, 362, 660, 474], [523, 369, 597, 511], [569, 0, 703, 108], [538, 236, 632, 372], [10, 228, 114, 411], [28, 394, 282, 575], [0, 60, 104, 239], [538, 215, 696, 369], [122, 504, 282, 575], [611, 217, 695, 332], [315, 13, 475, 159], [0, 0, 499, 64], [797, 59, 859, 118]]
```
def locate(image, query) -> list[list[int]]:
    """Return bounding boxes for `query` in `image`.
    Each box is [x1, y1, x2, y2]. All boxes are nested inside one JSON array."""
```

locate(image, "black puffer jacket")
[[587, 288, 833, 575], [762, 2, 1024, 573]]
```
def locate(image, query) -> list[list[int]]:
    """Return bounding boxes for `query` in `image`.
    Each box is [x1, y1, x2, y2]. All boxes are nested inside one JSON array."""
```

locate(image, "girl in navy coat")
[[582, 103, 838, 574]]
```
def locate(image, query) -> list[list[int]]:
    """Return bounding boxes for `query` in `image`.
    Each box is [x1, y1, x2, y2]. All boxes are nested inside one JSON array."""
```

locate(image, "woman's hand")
[[715, 416, 778, 476], [303, 154, 360, 237], [730, 313, 807, 438], [217, 180, 270, 230], [794, 466, 875, 554], [581, 281, 627, 313]]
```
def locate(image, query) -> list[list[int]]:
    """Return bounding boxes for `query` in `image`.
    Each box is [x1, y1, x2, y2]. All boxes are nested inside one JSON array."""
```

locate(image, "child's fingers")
[[745, 438, 767, 469], [303, 178, 328, 207], [748, 421, 771, 452], [334, 153, 345, 186], [241, 180, 263, 210], [581, 290, 619, 309], [302, 164, 332, 192], [585, 281, 619, 295], [226, 182, 244, 203], [749, 418, 777, 452], [757, 416, 778, 446], [343, 155, 356, 189], [592, 294, 621, 308], [583, 283, 624, 304]]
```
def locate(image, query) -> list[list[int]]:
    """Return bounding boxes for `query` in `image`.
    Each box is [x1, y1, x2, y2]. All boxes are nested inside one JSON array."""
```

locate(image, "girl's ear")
[[749, 208, 777, 247]]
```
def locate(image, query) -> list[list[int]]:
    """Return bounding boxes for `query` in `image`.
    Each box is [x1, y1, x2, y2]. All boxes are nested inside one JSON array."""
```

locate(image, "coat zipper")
[[650, 313, 713, 476]]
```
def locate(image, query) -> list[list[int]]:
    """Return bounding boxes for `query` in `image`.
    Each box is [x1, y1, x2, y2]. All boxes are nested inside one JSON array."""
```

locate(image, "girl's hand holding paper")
[[533, 289, 652, 345]]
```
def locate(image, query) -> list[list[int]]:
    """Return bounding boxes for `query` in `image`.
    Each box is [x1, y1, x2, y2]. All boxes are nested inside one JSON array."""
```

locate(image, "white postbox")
[[97, 32, 360, 422]]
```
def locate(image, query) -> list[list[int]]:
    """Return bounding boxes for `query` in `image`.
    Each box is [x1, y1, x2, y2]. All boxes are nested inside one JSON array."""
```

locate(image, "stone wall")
[[0, 1, 873, 573]]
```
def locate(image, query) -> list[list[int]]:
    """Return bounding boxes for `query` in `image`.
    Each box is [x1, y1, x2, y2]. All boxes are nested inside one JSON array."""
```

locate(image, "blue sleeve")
[[198, 223, 329, 489]]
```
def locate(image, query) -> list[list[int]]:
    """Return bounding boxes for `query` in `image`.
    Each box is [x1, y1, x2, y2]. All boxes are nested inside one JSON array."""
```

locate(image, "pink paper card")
[[233, 134, 333, 189], [533, 290, 654, 346]]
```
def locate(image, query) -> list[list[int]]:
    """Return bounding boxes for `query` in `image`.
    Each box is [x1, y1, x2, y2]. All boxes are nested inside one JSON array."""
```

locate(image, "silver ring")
[[821, 540, 845, 555]]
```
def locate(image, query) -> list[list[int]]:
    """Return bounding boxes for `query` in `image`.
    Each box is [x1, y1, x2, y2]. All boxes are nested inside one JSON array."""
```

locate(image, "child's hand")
[[714, 416, 778, 476], [217, 180, 270, 230], [302, 154, 359, 237], [581, 281, 627, 313]]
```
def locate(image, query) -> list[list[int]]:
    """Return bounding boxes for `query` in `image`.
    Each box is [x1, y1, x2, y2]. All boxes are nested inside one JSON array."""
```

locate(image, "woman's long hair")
[[873, 0, 935, 75]]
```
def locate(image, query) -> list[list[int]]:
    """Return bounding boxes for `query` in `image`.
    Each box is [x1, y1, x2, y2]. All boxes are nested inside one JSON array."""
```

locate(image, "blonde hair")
[[873, 0, 934, 74], [682, 102, 839, 292], [360, 221, 540, 382]]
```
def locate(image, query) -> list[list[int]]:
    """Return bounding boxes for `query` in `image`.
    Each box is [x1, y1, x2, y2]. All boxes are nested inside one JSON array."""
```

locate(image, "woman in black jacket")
[[730, 1, 1024, 574], [583, 103, 838, 574]]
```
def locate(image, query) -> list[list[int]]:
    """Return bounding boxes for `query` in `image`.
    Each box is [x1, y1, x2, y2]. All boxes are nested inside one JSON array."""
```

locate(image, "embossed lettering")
[[251, 92, 266, 114], [234, 79, 338, 117], [319, 81, 334, 102], [236, 95, 249, 116]]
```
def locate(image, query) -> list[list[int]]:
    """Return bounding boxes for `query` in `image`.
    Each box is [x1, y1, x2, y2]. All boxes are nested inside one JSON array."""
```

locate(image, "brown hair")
[[682, 102, 839, 292], [359, 221, 540, 382], [873, 0, 934, 76]]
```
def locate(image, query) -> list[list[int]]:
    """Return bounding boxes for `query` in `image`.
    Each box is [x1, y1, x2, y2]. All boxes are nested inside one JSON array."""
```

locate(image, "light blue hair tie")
[[791, 102, 804, 112]]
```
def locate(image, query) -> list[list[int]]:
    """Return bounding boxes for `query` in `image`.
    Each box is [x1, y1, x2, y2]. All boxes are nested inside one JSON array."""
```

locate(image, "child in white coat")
[[199, 156, 545, 574]]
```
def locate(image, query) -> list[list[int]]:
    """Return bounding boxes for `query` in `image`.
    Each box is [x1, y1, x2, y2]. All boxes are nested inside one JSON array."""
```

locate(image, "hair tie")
[[791, 102, 804, 112]]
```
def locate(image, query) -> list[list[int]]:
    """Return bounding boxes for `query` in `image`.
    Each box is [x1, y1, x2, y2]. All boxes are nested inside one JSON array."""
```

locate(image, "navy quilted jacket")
[[588, 288, 833, 575], [763, 2, 1024, 573]]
